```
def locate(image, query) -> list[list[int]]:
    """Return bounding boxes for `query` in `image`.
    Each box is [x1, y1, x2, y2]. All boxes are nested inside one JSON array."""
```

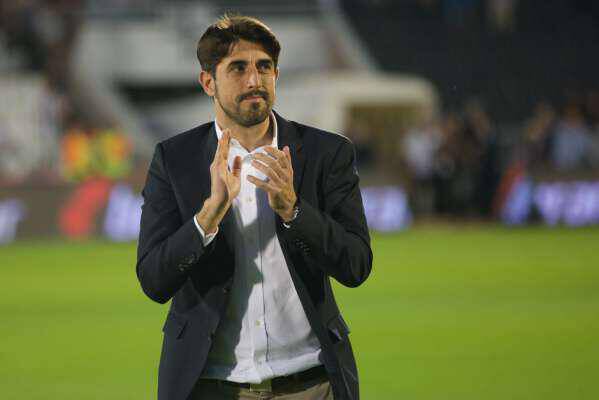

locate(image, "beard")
[[215, 86, 273, 127]]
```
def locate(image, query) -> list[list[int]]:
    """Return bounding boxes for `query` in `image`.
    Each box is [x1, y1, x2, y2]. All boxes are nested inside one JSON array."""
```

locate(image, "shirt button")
[[255, 320, 262, 326]]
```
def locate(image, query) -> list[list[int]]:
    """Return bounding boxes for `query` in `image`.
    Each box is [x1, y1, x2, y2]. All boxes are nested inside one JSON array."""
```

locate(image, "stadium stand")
[[341, 0, 599, 121]]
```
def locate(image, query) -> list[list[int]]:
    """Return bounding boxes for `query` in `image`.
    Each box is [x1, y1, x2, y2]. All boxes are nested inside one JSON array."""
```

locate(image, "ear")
[[274, 67, 279, 82], [199, 70, 216, 97]]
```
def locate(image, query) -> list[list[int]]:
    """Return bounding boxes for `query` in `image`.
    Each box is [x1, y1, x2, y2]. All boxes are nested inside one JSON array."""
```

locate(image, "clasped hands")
[[196, 129, 297, 235]]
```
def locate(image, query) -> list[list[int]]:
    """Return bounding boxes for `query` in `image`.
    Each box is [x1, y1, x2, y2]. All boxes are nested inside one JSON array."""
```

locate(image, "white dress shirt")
[[193, 113, 322, 383]]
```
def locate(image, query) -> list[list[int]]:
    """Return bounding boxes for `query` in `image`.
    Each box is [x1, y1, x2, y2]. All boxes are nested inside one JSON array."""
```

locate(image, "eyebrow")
[[257, 59, 273, 67], [227, 60, 247, 70], [226, 58, 273, 70]]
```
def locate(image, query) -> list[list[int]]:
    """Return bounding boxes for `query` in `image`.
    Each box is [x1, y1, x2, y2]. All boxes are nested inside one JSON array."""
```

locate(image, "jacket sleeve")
[[136, 143, 215, 304], [280, 139, 373, 288]]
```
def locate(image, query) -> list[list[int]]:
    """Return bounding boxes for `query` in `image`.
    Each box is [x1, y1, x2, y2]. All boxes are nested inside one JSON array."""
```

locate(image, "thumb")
[[283, 146, 292, 162], [231, 155, 242, 177]]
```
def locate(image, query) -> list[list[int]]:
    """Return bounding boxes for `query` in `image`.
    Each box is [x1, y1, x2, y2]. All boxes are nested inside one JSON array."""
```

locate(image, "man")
[[136, 15, 372, 400]]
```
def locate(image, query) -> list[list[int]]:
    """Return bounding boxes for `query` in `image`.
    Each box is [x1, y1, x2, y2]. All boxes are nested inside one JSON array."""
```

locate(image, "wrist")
[[281, 197, 298, 222], [195, 213, 217, 235], [196, 197, 228, 234], [282, 199, 300, 228], [206, 196, 230, 214]]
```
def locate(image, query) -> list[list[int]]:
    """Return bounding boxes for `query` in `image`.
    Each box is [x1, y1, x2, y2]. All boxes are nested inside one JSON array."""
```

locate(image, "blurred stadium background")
[[1, 0, 598, 399]]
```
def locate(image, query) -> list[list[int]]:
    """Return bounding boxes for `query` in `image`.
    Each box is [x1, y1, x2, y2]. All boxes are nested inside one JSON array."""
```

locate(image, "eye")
[[258, 62, 273, 73]]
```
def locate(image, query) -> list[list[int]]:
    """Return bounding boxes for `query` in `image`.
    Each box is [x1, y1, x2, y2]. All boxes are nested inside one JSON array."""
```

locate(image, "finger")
[[215, 136, 225, 164], [247, 174, 279, 193], [221, 130, 231, 161], [263, 146, 285, 158], [283, 146, 293, 171], [251, 159, 284, 186], [263, 146, 288, 169], [231, 155, 242, 177], [253, 153, 286, 181]]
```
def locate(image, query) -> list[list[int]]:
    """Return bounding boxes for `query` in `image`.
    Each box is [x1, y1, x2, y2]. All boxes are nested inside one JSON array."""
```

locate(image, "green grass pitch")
[[1, 225, 598, 399]]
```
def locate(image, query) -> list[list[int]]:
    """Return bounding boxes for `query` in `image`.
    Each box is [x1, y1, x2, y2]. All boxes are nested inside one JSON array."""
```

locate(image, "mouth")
[[239, 92, 268, 103], [243, 96, 264, 102]]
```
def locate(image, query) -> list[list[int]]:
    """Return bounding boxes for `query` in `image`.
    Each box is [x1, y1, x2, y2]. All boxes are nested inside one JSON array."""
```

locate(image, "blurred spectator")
[[432, 112, 462, 215], [402, 118, 442, 179], [95, 128, 133, 179], [61, 124, 133, 182], [551, 104, 592, 171], [61, 122, 93, 182], [426, 100, 500, 217], [463, 99, 500, 216], [522, 102, 556, 169], [401, 118, 442, 214]]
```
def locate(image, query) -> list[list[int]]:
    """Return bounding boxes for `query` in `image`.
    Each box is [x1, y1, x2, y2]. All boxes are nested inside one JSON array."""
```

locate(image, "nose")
[[246, 65, 259, 88]]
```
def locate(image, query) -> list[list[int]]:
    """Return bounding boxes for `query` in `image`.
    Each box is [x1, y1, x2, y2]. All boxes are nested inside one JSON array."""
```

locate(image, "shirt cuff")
[[193, 215, 218, 246]]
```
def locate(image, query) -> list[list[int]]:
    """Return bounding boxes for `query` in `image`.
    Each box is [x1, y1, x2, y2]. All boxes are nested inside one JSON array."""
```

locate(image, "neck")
[[215, 107, 272, 152]]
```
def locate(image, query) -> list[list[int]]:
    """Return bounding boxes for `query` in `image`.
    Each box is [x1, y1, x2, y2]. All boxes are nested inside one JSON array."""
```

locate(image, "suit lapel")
[[272, 112, 314, 316], [274, 111, 305, 195], [198, 125, 217, 201]]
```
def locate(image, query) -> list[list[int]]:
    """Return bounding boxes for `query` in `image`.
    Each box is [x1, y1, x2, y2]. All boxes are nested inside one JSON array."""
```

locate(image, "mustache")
[[237, 90, 269, 102]]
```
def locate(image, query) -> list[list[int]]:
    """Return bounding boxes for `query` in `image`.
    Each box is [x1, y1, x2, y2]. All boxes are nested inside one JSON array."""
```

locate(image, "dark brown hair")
[[196, 14, 281, 76]]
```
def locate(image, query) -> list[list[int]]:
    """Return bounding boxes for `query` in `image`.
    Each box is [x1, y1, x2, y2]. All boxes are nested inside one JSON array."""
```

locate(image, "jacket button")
[[184, 253, 196, 264]]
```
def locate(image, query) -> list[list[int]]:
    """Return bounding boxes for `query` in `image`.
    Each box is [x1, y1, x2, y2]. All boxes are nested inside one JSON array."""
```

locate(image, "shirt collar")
[[214, 111, 278, 149]]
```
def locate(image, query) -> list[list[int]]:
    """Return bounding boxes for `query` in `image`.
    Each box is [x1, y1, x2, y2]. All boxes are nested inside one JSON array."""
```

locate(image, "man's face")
[[208, 40, 278, 127]]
